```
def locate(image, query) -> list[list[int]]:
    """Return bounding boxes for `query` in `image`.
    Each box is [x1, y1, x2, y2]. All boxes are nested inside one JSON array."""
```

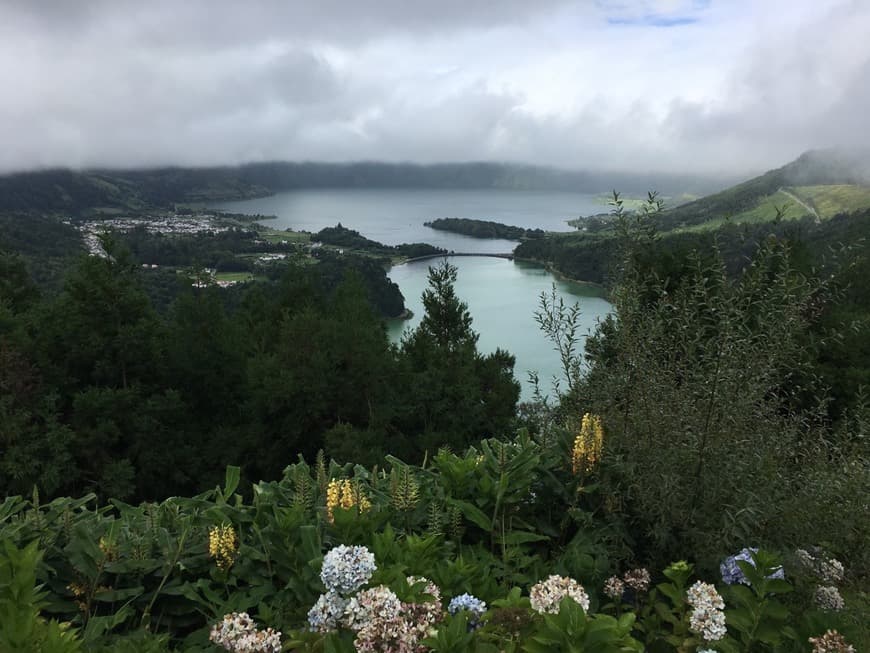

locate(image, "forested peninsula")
[[424, 217, 545, 240]]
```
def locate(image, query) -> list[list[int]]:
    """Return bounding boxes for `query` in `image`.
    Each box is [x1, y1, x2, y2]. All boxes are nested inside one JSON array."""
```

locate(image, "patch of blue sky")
[[599, 0, 711, 27], [607, 14, 699, 26]]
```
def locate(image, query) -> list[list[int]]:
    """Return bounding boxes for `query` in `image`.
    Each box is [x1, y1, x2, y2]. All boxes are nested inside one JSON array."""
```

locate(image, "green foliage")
[[523, 598, 642, 653], [718, 551, 794, 652], [0, 240, 526, 500], [569, 197, 869, 572], [514, 230, 619, 285], [0, 540, 82, 652], [0, 427, 602, 647], [534, 284, 585, 396], [2, 159, 869, 651], [635, 560, 697, 651], [422, 612, 477, 652], [1, 452, 864, 651], [413, 260, 478, 352]]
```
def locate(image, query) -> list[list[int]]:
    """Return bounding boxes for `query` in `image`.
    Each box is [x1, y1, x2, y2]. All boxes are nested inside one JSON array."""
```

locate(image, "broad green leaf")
[[499, 530, 550, 546], [223, 465, 241, 499], [452, 499, 492, 531]]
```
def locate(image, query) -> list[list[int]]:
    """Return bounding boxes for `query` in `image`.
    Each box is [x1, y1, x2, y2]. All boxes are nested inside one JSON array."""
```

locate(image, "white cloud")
[[0, 0, 867, 175]]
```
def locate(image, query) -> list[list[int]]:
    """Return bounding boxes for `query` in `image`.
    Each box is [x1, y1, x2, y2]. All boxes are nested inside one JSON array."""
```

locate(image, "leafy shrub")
[[556, 196, 870, 575], [0, 540, 82, 652]]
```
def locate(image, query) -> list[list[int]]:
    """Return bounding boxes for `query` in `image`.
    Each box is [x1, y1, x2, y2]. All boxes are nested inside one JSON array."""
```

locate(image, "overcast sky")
[[2, 0, 868, 176]]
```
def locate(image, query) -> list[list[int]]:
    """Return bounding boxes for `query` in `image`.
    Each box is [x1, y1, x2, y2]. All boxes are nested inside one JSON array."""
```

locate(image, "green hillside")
[[0, 168, 270, 215], [516, 149, 870, 285], [670, 184, 870, 233], [791, 183, 870, 218], [657, 148, 870, 230]]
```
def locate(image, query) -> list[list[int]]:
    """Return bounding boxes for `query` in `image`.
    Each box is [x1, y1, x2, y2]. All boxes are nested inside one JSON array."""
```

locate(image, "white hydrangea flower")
[[529, 575, 590, 614], [209, 612, 282, 653], [343, 585, 402, 632], [603, 576, 625, 600], [623, 568, 651, 592], [686, 581, 725, 610], [685, 580, 727, 643], [814, 585, 845, 611], [819, 559, 845, 584], [689, 605, 727, 642]]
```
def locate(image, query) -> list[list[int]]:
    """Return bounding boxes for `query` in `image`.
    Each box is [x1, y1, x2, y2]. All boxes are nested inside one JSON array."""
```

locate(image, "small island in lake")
[[424, 217, 545, 240], [314, 223, 446, 259]]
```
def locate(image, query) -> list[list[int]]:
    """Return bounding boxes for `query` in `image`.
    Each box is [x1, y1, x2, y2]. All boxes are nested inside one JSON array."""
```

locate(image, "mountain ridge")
[[0, 160, 731, 215]]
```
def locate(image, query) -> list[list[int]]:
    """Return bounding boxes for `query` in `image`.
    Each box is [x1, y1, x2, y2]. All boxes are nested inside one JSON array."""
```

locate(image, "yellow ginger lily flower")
[[208, 524, 238, 570], [326, 479, 372, 522], [572, 413, 604, 474]]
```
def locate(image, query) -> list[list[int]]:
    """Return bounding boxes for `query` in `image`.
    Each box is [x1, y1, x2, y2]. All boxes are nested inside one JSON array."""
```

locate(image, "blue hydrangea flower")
[[320, 545, 376, 594], [448, 593, 487, 630], [307, 592, 347, 632], [720, 548, 785, 585]]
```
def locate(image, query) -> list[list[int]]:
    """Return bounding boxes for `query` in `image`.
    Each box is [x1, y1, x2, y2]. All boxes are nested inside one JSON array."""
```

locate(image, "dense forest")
[[0, 242, 519, 501]]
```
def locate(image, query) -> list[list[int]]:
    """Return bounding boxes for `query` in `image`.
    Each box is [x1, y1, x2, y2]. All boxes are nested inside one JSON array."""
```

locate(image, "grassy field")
[[593, 195, 649, 211], [258, 228, 310, 244], [670, 184, 870, 234], [790, 184, 870, 219], [594, 193, 698, 209], [213, 271, 256, 282], [671, 193, 795, 233]]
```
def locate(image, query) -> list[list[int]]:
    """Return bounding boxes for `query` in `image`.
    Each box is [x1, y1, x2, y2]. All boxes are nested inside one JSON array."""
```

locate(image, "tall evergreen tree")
[[398, 261, 519, 457]]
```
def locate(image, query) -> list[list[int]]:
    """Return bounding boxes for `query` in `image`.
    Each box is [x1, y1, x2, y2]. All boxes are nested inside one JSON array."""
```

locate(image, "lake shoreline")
[[513, 256, 611, 299]]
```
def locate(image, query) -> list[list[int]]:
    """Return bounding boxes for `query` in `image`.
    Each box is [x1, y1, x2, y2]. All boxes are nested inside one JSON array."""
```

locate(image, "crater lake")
[[212, 188, 613, 399]]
